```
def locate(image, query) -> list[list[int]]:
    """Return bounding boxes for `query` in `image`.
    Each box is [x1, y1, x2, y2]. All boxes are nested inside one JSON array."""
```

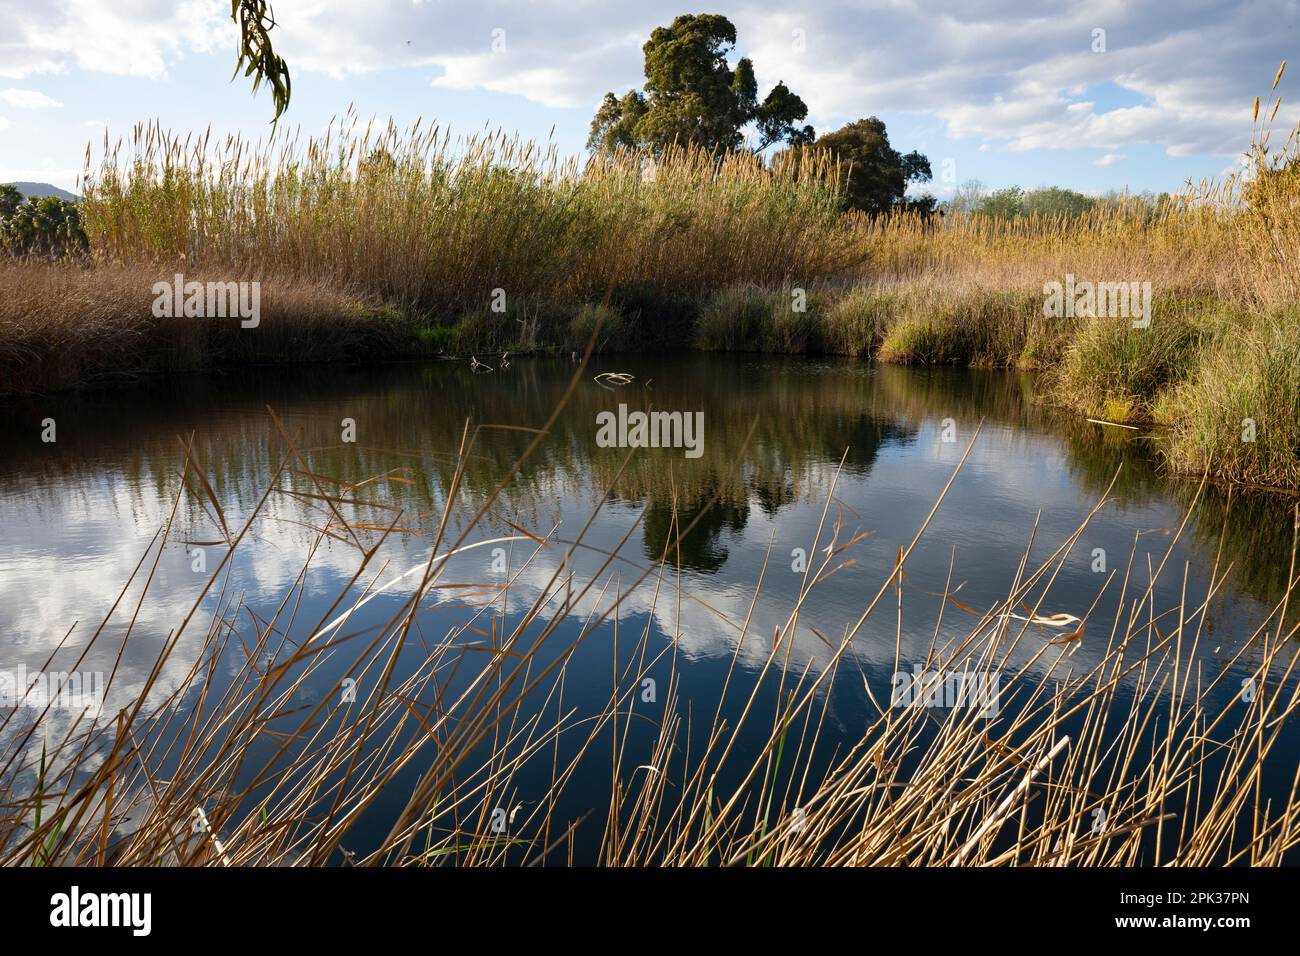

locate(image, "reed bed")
[[2, 366, 1298, 867], [79, 112, 860, 312]]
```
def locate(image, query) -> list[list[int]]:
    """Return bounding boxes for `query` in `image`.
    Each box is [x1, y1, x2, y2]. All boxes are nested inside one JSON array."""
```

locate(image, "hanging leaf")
[[231, 0, 292, 123]]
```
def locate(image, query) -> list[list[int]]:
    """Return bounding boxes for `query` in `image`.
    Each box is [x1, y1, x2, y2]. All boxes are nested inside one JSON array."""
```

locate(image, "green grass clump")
[[1053, 299, 1220, 422], [567, 302, 627, 353], [695, 285, 823, 353], [821, 286, 895, 357], [1156, 307, 1300, 487], [878, 287, 1038, 366], [695, 285, 777, 351], [764, 289, 822, 353], [415, 324, 459, 352], [1016, 313, 1078, 369], [448, 308, 515, 353], [605, 282, 698, 350]]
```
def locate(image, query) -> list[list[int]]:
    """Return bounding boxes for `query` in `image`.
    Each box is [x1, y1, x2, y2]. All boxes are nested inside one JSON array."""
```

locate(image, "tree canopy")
[[940, 184, 1176, 222], [0, 194, 88, 258], [0, 184, 21, 220], [779, 117, 934, 215], [967, 185, 1098, 219], [588, 14, 813, 155]]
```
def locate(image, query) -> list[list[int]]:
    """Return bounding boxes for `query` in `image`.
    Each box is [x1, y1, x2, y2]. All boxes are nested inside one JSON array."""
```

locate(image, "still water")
[[1, 354, 1296, 861]]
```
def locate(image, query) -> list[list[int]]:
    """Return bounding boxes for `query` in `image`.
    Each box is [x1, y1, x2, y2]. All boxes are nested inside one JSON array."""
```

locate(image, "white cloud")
[[0, 88, 62, 108], [1093, 153, 1128, 166], [0, 0, 227, 80]]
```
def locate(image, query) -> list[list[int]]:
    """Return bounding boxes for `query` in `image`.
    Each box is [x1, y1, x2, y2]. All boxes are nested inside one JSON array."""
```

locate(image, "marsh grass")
[[566, 302, 626, 353], [1156, 307, 1300, 488], [695, 285, 786, 351], [0, 117, 858, 391], [876, 285, 1045, 366], [820, 285, 895, 358], [2, 360, 1299, 867]]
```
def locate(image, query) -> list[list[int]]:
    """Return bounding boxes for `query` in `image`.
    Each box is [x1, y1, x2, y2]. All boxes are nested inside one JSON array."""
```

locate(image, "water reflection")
[[0, 355, 1294, 730]]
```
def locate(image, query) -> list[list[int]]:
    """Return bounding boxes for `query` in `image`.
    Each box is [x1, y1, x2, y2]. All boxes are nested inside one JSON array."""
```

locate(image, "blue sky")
[[2, 0, 1296, 197]]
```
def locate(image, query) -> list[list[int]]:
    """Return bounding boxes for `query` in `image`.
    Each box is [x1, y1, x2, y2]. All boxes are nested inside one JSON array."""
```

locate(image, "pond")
[[1, 354, 1296, 863]]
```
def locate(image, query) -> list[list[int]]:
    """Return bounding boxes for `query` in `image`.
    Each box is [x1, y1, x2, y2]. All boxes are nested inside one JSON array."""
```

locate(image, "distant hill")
[[5, 182, 79, 202]]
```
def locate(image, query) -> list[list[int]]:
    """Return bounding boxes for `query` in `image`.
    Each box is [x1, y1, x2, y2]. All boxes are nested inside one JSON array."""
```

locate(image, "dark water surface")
[[2, 355, 1296, 861]]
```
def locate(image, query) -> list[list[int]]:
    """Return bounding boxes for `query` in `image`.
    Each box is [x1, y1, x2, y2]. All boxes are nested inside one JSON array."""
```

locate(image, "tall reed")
[[80, 112, 863, 315]]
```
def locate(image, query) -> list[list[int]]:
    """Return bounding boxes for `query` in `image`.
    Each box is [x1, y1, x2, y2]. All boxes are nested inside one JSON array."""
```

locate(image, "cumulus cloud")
[[1093, 152, 1127, 166], [739, 1, 1292, 156], [0, 0, 227, 80]]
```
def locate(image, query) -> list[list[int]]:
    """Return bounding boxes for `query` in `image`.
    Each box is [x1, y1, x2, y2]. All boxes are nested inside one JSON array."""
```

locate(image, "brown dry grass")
[[0, 262, 403, 395]]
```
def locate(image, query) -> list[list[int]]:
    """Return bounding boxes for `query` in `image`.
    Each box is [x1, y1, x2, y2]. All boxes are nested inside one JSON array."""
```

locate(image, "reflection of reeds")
[[3, 368, 1298, 867]]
